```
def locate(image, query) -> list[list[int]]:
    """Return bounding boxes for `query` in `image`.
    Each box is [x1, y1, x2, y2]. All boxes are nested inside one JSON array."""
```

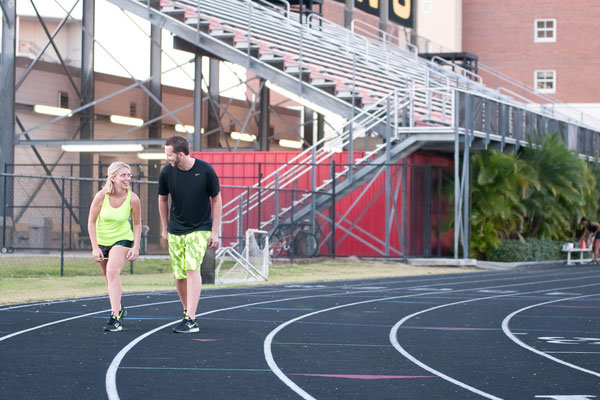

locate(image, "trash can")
[[29, 217, 52, 249]]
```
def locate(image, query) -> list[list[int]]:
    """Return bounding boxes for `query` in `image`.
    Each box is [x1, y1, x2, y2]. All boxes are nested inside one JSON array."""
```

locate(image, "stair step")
[[336, 91, 363, 107], [259, 53, 286, 69], [235, 40, 260, 57], [285, 65, 311, 82], [159, 0, 176, 12], [209, 29, 235, 45], [311, 78, 337, 94]]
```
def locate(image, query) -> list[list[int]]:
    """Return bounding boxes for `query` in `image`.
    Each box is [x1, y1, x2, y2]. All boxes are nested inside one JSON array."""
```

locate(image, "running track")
[[1, 263, 599, 399]]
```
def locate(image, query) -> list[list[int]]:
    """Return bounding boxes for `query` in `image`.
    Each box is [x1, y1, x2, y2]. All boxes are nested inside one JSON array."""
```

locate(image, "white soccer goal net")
[[215, 229, 271, 284]]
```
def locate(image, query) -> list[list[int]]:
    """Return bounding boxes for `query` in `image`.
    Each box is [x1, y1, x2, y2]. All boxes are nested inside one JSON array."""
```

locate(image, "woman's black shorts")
[[98, 240, 134, 259]]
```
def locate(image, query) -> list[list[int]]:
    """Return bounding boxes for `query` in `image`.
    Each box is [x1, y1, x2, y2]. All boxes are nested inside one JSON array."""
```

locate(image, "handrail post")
[[329, 157, 336, 258], [274, 172, 279, 227], [393, 89, 399, 140], [237, 196, 244, 252], [385, 97, 391, 257], [257, 163, 262, 229], [60, 177, 65, 277]]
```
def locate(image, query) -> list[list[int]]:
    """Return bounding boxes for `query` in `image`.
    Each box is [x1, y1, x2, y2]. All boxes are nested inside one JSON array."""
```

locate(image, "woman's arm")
[[127, 192, 142, 261], [87, 191, 105, 262]]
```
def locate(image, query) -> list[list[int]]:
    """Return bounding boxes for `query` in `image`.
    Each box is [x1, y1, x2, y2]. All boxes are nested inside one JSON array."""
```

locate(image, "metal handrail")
[[430, 55, 483, 83], [253, 0, 290, 17], [479, 63, 600, 128], [350, 19, 418, 57], [221, 91, 408, 223]]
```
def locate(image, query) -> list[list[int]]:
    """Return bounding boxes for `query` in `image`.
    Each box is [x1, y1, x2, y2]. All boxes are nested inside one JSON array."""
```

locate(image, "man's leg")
[[186, 270, 202, 318], [175, 278, 187, 311]]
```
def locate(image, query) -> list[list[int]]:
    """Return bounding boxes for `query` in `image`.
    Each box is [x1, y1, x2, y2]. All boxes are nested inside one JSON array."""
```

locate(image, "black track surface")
[[1, 263, 599, 399]]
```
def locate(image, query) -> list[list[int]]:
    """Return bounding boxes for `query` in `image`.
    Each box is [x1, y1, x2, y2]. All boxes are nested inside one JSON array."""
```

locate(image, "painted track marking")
[[501, 293, 600, 378], [390, 283, 600, 400]]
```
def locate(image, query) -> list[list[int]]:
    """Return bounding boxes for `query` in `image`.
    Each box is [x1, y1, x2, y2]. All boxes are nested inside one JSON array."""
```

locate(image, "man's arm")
[[209, 193, 222, 248], [158, 194, 170, 240]]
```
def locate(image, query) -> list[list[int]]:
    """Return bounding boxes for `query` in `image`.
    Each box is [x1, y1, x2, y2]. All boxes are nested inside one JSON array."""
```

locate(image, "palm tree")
[[469, 150, 537, 258], [519, 133, 587, 239]]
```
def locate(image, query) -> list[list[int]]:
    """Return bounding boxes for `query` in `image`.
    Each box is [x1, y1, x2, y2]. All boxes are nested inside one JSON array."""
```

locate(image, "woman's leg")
[[98, 259, 108, 287], [594, 238, 600, 262], [106, 246, 128, 316]]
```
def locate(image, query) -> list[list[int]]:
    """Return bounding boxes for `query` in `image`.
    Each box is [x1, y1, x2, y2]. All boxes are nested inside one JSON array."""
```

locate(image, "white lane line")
[[389, 282, 600, 400], [1, 271, 521, 344], [265, 274, 600, 399], [109, 271, 596, 399], [264, 293, 427, 400], [106, 291, 362, 400], [0, 287, 326, 342], [106, 275, 504, 400], [0, 299, 180, 342], [501, 294, 600, 378]]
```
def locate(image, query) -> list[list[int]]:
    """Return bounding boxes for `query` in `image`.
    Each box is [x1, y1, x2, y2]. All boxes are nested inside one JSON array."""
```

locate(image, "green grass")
[[0, 255, 481, 305], [0, 256, 174, 277]]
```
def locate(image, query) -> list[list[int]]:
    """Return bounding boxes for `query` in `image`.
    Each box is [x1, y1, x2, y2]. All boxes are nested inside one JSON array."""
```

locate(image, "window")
[[534, 70, 556, 93], [129, 102, 137, 117], [422, 0, 433, 14], [58, 91, 69, 109], [534, 19, 556, 42]]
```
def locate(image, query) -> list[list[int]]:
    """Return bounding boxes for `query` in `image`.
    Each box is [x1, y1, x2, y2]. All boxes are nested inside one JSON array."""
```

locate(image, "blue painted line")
[[89, 315, 176, 321], [120, 366, 271, 372], [274, 341, 392, 348], [201, 316, 391, 328], [248, 307, 315, 311]]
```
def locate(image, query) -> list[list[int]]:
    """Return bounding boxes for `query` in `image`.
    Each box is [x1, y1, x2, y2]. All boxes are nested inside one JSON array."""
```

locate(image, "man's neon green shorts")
[[167, 230, 211, 279]]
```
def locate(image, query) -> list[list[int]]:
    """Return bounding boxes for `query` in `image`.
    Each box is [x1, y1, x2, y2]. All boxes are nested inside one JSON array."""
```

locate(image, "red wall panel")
[[191, 151, 454, 257]]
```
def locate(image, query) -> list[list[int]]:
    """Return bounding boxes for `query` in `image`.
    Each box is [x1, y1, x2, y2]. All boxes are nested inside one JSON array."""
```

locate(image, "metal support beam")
[[148, 22, 162, 141], [379, 0, 389, 37], [0, 0, 16, 222], [207, 58, 221, 147], [303, 108, 314, 149], [343, 0, 353, 29], [193, 54, 203, 151], [384, 97, 391, 257], [462, 93, 472, 259], [79, 0, 95, 235], [147, 14, 163, 248], [258, 78, 270, 151]]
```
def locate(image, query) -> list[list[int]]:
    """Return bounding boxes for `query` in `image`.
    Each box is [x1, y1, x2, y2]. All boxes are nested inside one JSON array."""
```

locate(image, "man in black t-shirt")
[[158, 135, 222, 333]]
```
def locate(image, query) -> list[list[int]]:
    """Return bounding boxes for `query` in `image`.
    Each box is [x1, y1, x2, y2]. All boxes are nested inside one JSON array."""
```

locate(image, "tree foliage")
[[462, 133, 599, 259]]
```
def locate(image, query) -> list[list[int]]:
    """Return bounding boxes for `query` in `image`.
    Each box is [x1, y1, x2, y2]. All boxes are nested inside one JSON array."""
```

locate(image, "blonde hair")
[[102, 162, 131, 195]]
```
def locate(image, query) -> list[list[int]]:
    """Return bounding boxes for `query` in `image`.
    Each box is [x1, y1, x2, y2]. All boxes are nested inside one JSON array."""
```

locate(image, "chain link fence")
[[1, 161, 453, 276]]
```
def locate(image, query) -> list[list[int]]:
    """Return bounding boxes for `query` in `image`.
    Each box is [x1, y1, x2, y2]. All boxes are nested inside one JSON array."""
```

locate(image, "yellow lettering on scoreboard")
[[356, 0, 379, 9], [392, 0, 411, 19]]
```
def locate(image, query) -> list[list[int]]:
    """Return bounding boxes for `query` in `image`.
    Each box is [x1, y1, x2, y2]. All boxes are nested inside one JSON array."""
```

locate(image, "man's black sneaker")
[[104, 315, 122, 332], [173, 316, 199, 333], [118, 308, 126, 320]]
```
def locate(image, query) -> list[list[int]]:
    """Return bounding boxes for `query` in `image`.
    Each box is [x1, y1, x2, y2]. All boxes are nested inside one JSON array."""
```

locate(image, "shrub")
[[487, 238, 563, 262]]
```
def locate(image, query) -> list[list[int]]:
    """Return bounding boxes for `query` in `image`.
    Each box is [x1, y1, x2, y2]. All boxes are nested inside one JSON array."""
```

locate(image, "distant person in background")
[[158, 135, 221, 334], [578, 217, 600, 264], [88, 162, 142, 332]]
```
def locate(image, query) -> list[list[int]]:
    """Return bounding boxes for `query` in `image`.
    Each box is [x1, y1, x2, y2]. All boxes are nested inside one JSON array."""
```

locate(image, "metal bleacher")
[[107, 0, 600, 256]]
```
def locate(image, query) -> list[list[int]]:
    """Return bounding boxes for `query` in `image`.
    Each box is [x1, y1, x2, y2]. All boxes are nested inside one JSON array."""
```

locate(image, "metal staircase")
[[106, 0, 600, 258]]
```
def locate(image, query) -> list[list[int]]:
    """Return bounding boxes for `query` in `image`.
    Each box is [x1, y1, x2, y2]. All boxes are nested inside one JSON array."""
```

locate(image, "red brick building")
[[462, 0, 600, 121]]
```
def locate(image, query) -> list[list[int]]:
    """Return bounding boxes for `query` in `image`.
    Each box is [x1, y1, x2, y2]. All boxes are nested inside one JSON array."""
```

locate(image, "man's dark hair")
[[581, 217, 590, 225], [165, 135, 189, 155]]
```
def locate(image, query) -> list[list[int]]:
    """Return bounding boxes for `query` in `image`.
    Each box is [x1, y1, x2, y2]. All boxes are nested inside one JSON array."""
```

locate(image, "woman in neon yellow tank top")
[[88, 162, 142, 332]]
